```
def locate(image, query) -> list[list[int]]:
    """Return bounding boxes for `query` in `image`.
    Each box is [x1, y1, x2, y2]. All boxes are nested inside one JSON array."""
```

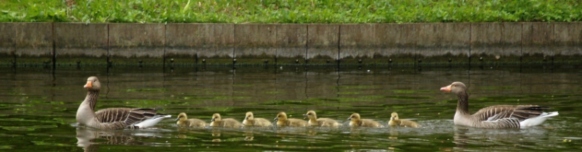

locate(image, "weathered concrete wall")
[[55, 23, 108, 59], [1, 22, 581, 65], [165, 23, 214, 57], [553, 22, 582, 55], [0, 22, 53, 56]]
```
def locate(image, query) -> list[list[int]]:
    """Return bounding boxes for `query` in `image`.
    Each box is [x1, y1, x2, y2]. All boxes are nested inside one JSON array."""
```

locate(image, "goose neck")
[[456, 91, 470, 114]]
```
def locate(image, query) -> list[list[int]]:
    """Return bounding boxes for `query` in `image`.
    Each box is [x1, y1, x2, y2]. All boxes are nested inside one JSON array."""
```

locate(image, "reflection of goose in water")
[[452, 126, 549, 151], [76, 76, 171, 130], [440, 82, 558, 129], [76, 127, 166, 152]]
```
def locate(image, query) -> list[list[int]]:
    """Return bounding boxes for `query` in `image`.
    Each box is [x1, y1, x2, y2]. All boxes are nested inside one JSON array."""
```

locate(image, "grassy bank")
[[1, 0, 581, 23]]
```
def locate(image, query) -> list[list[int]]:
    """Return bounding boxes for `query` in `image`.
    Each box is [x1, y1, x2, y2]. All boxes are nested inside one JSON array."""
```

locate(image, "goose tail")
[[519, 111, 558, 129], [134, 115, 172, 129]]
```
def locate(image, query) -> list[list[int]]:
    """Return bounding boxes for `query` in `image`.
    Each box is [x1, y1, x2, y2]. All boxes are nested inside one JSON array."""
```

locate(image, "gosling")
[[388, 112, 419, 128], [176, 112, 207, 128], [209, 113, 242, 128], [274, 112, 307, 127], [348, 113, 383, 128], [242, 111, 273, 127], [304, 110, 340, 128]]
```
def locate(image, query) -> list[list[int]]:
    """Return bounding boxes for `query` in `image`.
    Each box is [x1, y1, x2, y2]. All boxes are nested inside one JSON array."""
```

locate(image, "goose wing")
[[95, 108, 157, 127], [473, 105, 544, 122]]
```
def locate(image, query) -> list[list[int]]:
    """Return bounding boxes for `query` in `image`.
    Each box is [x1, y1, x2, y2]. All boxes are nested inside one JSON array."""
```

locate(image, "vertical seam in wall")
[[467, 23, 474, 66], [551, 23, 554, 56], [278, 24, 281, 58], [233, 24, 237, 59], [107, 24, 110, 64], [52, 22, 56, 69], [337, 24, 341, 61], [305, 24, 308, 60], [519, 22, 523, 60], [163, 24, 167, 68]]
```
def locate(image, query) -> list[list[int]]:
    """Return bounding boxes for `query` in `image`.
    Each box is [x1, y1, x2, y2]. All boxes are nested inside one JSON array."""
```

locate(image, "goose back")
[[442, 81, 558, 129], [77, 76, 170, 130]]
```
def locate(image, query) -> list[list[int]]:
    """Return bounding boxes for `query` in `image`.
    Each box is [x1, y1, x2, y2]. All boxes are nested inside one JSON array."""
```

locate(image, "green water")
[[0, 65, 580, 151]]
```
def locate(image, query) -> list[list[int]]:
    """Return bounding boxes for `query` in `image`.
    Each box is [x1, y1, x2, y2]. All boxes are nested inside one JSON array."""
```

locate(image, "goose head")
[[274, 112, 287, 121], [176, 112, 188, 121], [245, 112, 254, 121], [211, 113, 221, 122], [303, 110, 317, 120], [390, 112, 399, 121], [84, 76, 101, 91], [440, 81, 467, 94]]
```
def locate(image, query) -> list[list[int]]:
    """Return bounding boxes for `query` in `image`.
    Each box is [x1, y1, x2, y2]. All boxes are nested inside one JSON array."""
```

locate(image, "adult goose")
[[303, 110, 341, 128], [76, 76, 171, 129], [440, 81, 558, 129]]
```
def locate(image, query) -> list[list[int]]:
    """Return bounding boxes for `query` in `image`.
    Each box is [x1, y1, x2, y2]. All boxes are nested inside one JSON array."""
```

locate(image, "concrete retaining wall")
[[1, 22, 581, 65]]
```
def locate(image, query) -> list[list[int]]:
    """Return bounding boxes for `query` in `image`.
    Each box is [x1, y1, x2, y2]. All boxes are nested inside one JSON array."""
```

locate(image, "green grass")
[[1, 0, 581, 23]]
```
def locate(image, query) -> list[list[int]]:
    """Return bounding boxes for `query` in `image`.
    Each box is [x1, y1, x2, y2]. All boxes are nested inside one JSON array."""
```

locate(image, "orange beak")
[[440, 85, 452, 92], [84, 81, 93, 89]]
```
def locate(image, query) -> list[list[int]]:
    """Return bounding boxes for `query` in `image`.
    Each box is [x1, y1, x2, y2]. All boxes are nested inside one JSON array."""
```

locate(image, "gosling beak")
[[175, 117, 180, 121], [211, 118, 215, 122], [302, 114, 307, 119], [273, 117, 278, 121], [84, 81, 92, 89], [347, 117, 351, 121], [440, 85, 452, 93]]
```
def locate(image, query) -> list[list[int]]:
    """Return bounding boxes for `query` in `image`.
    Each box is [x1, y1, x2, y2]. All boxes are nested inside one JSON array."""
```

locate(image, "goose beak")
[[175, 117, 180, 121], [84, 81, 92, 89], [440, 85, 452, 93], [273, 117, 278, 121], [211, 118, 215, 122], [347, 117, 351, 121], [302, 114, 307, 119]]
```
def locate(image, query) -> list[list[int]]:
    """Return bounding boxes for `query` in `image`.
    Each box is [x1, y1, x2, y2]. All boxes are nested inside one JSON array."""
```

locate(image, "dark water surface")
[[0, 65, 580, 151]]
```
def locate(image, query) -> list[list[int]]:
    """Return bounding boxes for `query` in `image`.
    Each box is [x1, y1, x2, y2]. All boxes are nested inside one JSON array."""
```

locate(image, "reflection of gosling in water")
[[348, 113, 383, 128], [304, 110, 340, 127], [209, 113, 242, 128], [176, 112, 207, 128], [274, 112, 307, 127], [242, 111, 273, 127], [388, 112, 419, 128]]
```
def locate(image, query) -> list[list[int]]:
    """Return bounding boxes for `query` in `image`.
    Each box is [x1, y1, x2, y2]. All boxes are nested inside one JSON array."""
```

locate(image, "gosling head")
[[303, 110, 317, 120], [274, 112, 288, 121], [176, 112, 188, 121], [348, 113, 361, 121], [211, 113, 222, 122], [245, 111, 254, 121], [390, 112, 399, 121]]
